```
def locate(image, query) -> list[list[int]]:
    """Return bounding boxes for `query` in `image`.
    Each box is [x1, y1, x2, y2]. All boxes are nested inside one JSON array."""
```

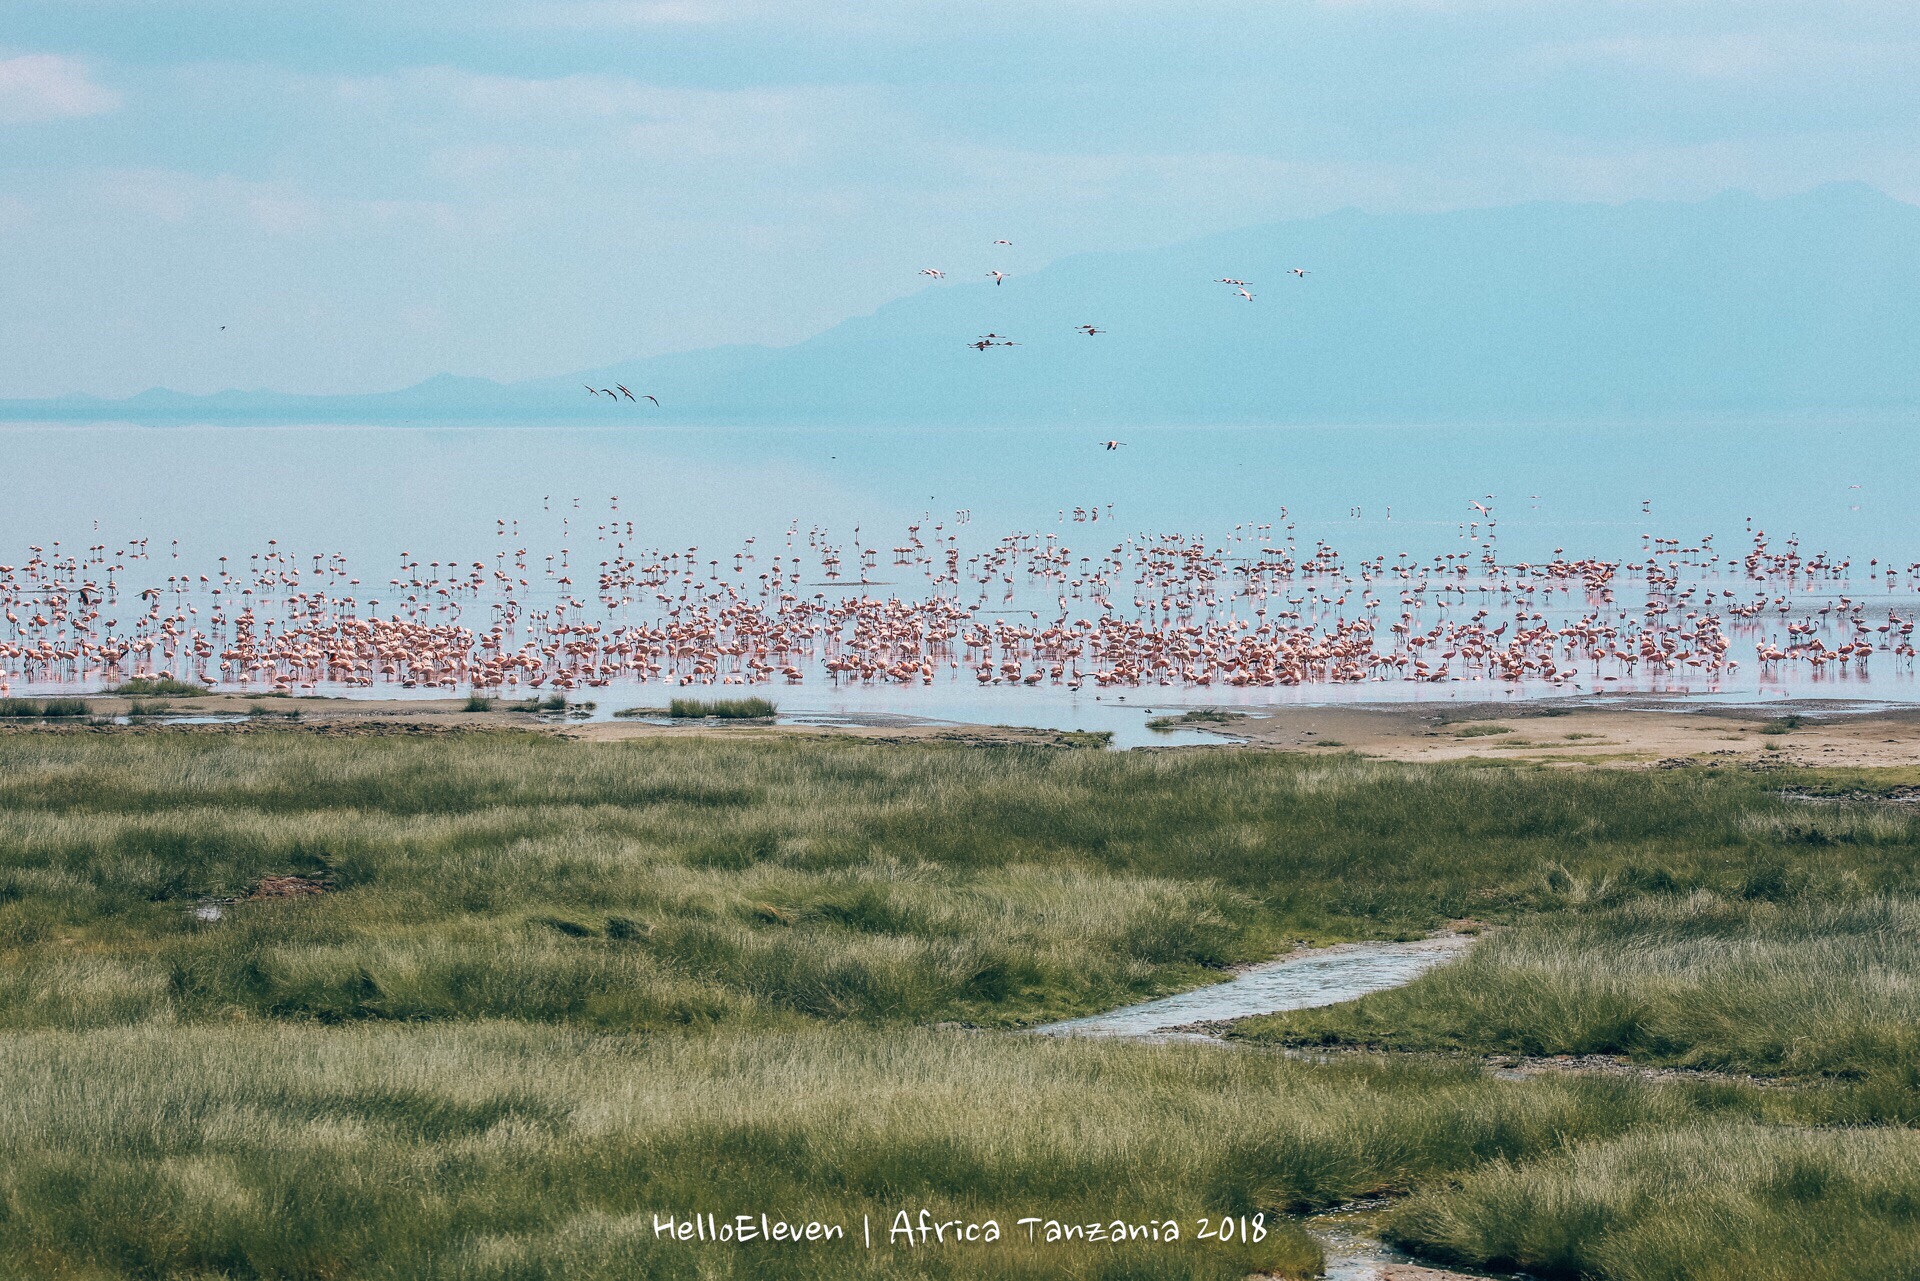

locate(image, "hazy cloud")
[[0, 53, 119, 124], [3, 3, 1918, 397]]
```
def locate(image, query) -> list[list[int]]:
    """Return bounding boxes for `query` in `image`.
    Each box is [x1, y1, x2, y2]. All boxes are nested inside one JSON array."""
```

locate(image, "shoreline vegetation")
[[2, 731, 1919, 1276], [1146, 708, 1249, 731]]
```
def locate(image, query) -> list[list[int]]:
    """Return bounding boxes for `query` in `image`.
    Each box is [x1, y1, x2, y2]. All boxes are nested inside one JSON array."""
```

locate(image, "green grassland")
[[2, 731, 1919, 1278]]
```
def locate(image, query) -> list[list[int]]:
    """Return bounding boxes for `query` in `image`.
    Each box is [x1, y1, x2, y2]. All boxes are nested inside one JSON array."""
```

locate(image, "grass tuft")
[[669, 697, 778, 719], [0, 698, 88, 718], [1147, 709, 1246, 731], [109, 677, 206, 697]]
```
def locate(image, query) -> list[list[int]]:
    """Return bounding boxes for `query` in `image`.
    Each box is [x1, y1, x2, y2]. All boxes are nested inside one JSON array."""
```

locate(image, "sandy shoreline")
[[1135, 696, 1920, 769], [9, 691, 1920, 768]]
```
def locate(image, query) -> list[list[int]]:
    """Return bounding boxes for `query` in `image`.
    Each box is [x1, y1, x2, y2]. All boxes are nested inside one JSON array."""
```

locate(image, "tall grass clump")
[[462, 693, 496, 712], [1387, 1122, 1920, 1281], [110, 677, 205, 697], [669, 697, 777, 719]]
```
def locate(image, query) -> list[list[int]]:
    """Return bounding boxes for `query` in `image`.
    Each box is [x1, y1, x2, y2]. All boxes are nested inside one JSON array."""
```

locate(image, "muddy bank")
[[1151, 697, 1920, 769], [14, 690, 1920, 766]]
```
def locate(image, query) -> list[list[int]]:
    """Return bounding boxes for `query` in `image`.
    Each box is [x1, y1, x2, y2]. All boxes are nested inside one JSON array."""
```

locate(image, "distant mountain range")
[[9, 183, 1919, 426]]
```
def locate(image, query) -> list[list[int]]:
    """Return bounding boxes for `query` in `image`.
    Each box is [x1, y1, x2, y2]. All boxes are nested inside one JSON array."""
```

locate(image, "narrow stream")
[[1032, 931, 1492, 1280], [1034, 933, 1473, 1040]]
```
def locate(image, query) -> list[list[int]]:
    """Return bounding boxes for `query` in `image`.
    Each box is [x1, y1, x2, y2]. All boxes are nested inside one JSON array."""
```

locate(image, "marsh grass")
[[0, 698, 89, 718], [109, 677, 205, 697], [3, 742, 1920, 1033], [1053, 729, 1114, 748], [1387, 1122, 1920, 1281], [509, 695, 578, 713], [463, 694, 496, 712], [1452, 724, 1512, 738], [1145, 709, 1244, 731], [1, 740, 1919, 1277], [670, 697, 778, 719], [0, 1022, 1790, 1281], [1238, 891, 1920, 1090]]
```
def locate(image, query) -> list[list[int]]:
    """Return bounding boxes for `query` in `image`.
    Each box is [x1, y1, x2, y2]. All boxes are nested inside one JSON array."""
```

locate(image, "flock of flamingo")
[[581, 245, 1305, 409], [939, 250, 1308, 353], [1, 499, 1915, 700]]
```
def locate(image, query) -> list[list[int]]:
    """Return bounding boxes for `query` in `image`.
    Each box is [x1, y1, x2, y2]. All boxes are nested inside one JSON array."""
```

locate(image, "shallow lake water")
[[6, 419, 1919, 731]]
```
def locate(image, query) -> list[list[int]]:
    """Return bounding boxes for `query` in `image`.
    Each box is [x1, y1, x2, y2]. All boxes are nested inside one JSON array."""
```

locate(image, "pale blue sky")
[[3, 0, 1918, 397]]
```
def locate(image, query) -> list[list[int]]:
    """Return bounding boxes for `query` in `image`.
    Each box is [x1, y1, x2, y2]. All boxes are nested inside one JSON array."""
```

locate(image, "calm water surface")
[[6, 419, 1918, 732]]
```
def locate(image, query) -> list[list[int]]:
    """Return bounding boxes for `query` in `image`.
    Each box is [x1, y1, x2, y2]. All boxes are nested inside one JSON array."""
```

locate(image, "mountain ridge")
[[8, 183, 1917, 425]]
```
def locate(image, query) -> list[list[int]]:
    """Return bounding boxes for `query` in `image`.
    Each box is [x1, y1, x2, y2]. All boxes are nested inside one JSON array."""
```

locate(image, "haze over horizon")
[[5, 0, 1920, 401], [7, 183, 1918, 425]]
